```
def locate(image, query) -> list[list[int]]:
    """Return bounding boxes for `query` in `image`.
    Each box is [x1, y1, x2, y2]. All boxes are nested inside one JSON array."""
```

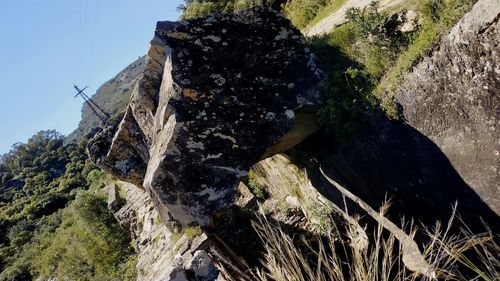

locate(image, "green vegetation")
[[181, 0, 476, 125], [310, 0, 475, 131], [379, 0, 476, 98], [180, 0, 339, 29], [284, 0, 345, 29], [184, 226, 203, 240], [306, 0, 346, 27], [247, 170, 268, 200], [180, 0, 264, 19], [169, 226, 203, 245], [152, 234, 161, 248], [31, 192, 137, 281], [0, 130, 136, 281], [170, 231, 183, 245], [305, 203, 333, 236]]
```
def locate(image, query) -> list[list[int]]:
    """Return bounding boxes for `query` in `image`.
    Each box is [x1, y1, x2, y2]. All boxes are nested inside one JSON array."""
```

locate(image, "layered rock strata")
[[107, 183, 219, 281]]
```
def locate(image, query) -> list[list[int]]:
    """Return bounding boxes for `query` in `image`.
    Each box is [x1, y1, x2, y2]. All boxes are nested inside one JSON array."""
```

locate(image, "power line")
[[73, 85, 110, 124]]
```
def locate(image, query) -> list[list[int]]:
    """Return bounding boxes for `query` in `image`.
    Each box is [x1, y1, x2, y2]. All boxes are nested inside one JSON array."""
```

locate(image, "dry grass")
[[248, 211, 498, 281], [218, 205, 498, 281], [214, 167, 499, 281]]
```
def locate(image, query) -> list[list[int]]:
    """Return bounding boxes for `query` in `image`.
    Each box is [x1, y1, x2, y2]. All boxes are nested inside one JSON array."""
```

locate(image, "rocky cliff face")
[[293, 0, 499, 231], [67, 56, 146, 142], [395, 0, 500, 214], [82, 2, 499, 280], [88, 7, 325, 226], [106, 182, 219, 281]]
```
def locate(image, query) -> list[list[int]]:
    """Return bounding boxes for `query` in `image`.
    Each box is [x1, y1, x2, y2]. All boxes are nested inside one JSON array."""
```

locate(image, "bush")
[[32, 191, 137, 281], [7, 220, 35, 248], [283, 0, 332, 28], [247, 170, 268, 200], [379, 0, 476, 113], [22, 193, 68, 219], [184, 226, 203, 240], [86, 168, 106, 185], [0, 262, 32, 281], [181, 0, 263, 19]]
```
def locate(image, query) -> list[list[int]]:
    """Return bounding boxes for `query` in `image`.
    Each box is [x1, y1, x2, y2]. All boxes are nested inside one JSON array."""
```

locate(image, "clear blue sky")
[[0, 0, 183, 154]]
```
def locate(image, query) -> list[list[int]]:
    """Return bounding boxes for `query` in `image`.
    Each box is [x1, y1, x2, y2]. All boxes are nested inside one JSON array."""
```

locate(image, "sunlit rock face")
[[88, 7, 324, 226], [106, 182, 219, 281]]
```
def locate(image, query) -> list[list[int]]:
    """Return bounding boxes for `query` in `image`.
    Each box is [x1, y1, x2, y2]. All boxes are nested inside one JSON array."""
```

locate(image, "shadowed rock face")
[[290, 0, 499, 232], [394, 0, 500, 214], [88, 7, 324, 226]]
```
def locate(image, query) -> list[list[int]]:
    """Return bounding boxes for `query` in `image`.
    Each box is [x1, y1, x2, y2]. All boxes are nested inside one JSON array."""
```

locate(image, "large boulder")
[[394, 0, 500, 215], [290, 0, 499, 232], [88, 7, 324, 226]]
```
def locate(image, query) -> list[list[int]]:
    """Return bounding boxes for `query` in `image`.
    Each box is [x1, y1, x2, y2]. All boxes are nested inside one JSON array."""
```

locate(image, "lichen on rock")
[[88, 6, 325, 227]]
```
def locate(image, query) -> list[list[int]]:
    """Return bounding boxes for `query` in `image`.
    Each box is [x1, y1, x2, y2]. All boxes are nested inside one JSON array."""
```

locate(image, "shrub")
[[247, 170, 268, 200], [31, 191, 137, 281], [379, 0, 476, 111], [86, 169, 106, 185], [181, 0, 263, 19], [283, 0, 332, 28], [7, 220, 34, 248], [184, 226, 203, 240], [0, 261, 32, 281]]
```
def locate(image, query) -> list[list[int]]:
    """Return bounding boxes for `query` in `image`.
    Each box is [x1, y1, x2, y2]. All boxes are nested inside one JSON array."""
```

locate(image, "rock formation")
[[67, 56, 146, 142], [88, 7, 324, 227], [293, 0, 499, 231], [106, 183, 219, 281], [395, 0, 500, 214], [78, 1, 500, 280]]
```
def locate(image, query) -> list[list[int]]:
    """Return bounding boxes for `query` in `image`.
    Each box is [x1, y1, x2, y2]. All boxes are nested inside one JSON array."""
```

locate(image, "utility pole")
[[73, 85, 110, 124]]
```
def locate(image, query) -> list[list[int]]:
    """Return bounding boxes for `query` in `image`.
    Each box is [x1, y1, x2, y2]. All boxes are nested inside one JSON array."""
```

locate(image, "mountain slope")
[[66, 56, 146, 142]]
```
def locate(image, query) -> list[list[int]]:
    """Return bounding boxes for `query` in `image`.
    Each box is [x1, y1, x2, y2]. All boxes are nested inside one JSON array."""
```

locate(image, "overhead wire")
[[74, 0, 108, 125]]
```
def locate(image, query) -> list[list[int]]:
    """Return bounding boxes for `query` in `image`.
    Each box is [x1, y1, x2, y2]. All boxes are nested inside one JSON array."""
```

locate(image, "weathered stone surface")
[[67, 56, 146, 143], [291, 0, 499, 232], [107, 184, 121, 213], [394, 0, 500, 214], [87, 113, 150, 187], [88, 7, 324, 226], [383, 9, 420, 35], [109, 182, 219, 281]]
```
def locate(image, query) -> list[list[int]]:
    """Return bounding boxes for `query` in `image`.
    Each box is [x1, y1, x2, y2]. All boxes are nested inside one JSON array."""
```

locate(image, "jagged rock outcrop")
[[107, 183, 219, 281], [66, 56, 146, 142], [395, 0, 500, 214], [292, 0, 499, 231], [88, 7, 325, 226]]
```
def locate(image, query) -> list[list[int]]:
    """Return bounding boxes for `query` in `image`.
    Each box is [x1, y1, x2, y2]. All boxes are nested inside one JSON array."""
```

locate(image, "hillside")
[[0, 132, 136, 280], [87, 0, 499, 280], [1, 0, 499, 280], [66, 56, 146, 142]]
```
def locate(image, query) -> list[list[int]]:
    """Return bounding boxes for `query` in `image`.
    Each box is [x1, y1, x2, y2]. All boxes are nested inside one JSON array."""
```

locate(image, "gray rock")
[[395, 0, 500, 214], [88, 7, 325, 226], [66, 56, 146, 143], [113, 182, 219, 281], [107, 184, 121, 213], [290, 0, 499, 232], [384, 9, 420, 35]]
